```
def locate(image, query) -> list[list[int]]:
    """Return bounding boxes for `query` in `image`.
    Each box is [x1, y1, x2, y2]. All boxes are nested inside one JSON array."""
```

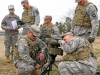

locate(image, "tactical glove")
[[88, 37, 95, 43], [58, 40, 65, 44], [35, 64, 41, 70]]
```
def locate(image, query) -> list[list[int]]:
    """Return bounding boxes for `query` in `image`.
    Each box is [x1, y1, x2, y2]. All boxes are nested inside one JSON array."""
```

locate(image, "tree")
[[55, 17, 72, 34], [55, 22, 67, 34], [55, 8, 75, 34]]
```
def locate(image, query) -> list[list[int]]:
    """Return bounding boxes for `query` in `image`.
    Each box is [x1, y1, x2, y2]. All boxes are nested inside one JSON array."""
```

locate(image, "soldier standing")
[[71, 0, 99, 43], [1, 5, 21, 63], [21, 0, 40, 35], [13, 25, 47, 75], [71, 0, 99, 59], [58, 32, 97, 75]]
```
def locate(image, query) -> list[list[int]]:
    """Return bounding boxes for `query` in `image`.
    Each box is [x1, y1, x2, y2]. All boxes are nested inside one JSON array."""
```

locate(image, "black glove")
[[88, 37, 95, 43], [17, 20, 24, 25]]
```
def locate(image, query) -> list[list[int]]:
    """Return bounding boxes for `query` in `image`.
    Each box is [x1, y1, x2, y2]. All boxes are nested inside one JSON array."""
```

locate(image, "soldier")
[[13, 25, 47, 75], [40, 15, 62, 55], [1, 5, 21, 63], [40, 15, 60, 41], [71, 0, 99, 43], [21, 0, 40, 35], [58, 32, 97, 75]]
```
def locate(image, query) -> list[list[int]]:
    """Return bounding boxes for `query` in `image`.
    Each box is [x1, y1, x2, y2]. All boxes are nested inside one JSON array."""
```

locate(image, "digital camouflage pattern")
[[1, 14, 21, 57], [40, 23, 61, 54], [71, 1, 99, 39], [61, 36, 92, 61], [22, 6, 40, 35], [74, 2, 92, 28], [58, 36, 97, 75], [13, 36, 47, 75], [22, 6, 35, 24], [40, 23, 60, 41]]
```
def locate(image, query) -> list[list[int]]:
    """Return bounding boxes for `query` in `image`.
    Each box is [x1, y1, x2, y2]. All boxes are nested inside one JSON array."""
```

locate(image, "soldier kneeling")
[[13, 25, 47, 75], [58, 32, 97, 75]]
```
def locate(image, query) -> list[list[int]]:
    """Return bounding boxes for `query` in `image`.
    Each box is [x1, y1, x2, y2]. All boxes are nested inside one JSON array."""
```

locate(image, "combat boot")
[[6, 56, 10, 63]]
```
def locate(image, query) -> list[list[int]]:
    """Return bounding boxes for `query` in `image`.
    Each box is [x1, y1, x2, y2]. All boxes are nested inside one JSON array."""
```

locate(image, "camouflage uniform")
[[40, 15, 60, 41], [58, 36, 97, 75], [40, 23, 60, 41], [71, 1, 99, 39], [21, 0, 40, 35], [13, 37, 46, 75], [1, 5, 21, 57], [40, 15, 61, 55], [13, 25, 47, 75]]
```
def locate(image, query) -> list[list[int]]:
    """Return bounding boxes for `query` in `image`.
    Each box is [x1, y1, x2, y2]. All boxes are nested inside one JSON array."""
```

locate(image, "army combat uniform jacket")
[[22, 6, 40, 35], [40, 24, 60, 40], [71, 2, 99, 39], [13, 36, 48, 75], [13, 36, 47, 67], [22, 6, 40, 26], [40, 24, 62, 55], [58, 36, 97, 75], [1, 14, 21, 35]]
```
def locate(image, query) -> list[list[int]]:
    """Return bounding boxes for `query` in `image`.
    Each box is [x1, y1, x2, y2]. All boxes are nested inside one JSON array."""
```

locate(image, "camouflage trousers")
[[23, 23, 32, 35], [4, 34, 18, 57], [58, 57, 97, 75], [16, 61, 39, 75]]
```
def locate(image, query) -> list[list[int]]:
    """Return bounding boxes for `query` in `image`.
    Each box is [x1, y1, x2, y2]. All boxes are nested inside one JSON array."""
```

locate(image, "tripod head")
[[46, 38, 63, 55]]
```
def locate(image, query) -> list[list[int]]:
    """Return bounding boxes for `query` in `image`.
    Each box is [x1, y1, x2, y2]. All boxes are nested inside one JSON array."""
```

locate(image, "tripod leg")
[[53, 63, 58, 68], [40, 62, 51, 75]]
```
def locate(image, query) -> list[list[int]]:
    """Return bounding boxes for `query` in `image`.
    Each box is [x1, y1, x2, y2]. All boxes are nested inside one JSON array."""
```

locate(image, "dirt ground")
[[0, 36, 5, 59], [0, 36, 100, 75]]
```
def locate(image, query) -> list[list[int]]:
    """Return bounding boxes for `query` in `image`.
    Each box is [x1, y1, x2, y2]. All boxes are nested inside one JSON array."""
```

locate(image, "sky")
[[0, 0, 100, 30]]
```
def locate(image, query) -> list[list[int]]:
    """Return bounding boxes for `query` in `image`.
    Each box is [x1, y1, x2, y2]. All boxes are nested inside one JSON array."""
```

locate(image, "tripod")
[[40, 54, 58, 75]]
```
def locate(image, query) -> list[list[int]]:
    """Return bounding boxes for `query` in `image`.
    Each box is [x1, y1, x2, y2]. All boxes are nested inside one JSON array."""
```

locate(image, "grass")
[[0, 59, 16, 75], [0, 37, 100, 75]]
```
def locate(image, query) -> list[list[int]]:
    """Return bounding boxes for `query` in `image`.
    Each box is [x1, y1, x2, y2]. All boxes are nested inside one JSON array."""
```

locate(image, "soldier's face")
[[44, 18, 51, 24], [28, 31, 37, 40], [63, 35, 73, 43], [23, 2, 29, 9], [9, 12, 14, 15]]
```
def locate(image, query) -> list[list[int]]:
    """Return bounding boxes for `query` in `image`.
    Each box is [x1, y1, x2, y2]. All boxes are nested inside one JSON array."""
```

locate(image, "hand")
[[39, 53, 45, 62], [88, 37, 95, 43], [58, 40, 62, 44], [15, 26, 18, 30], [4, 27, 8, 30], [35, 64, 41, 70], [58, 40, 65, 44]]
